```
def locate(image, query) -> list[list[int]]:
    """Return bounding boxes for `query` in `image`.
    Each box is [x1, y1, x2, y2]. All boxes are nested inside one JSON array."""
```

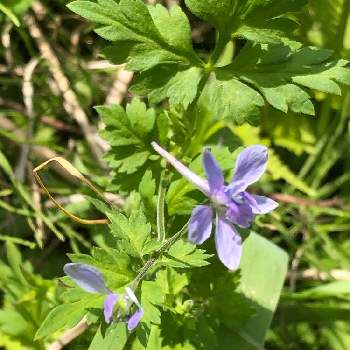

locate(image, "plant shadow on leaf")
[[159, 232, 288, 349]]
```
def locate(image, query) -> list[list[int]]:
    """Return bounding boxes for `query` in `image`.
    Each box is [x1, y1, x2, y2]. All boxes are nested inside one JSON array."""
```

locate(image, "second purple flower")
[[151, 142, 278, 271], [64, 263, 143, 330]]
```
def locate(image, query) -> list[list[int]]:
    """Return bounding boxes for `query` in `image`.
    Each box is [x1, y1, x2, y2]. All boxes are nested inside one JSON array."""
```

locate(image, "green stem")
[[131, 220, 190, 287], [156, 170, 167, 242], [209, 32, 230, 67]]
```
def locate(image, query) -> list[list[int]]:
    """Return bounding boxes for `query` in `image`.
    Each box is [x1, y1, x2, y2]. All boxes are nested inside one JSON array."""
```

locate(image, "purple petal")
[[151, 142, 210, 195], [246, 194, 278, 214], [125, 287, 141, 308], [125, 287, 143, 330], [63, 263, 110, 294], [203, 149, 224, 192], [104, 293, 119, 323], [189, 205, 213, 244], [231, 145, 268, 193], [226, 202, 254, 228], [215, 215, 242, 271], [127, 308, 144, 331]]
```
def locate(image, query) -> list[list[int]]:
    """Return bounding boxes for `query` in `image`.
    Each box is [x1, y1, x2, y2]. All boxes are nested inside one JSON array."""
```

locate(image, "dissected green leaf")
[[68, 0, 200, 70], [215, 44, 350, 120], [202, 77, 265, 124], [108, 210, 152, 258], [161, 240, 212, 269], [68, 247, 132, 290], [139, 170, 156, 203], [185, 0, 307, 44], [97, 99, 155, 177]]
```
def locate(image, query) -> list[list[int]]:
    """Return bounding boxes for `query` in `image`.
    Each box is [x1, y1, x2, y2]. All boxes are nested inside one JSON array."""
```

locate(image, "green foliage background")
[[1, 0, 350, 349]]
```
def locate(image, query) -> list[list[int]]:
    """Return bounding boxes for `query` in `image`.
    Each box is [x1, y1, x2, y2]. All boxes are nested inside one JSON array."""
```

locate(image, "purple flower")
[[151, 142, 278, 271], [63, 263, 143, 330]]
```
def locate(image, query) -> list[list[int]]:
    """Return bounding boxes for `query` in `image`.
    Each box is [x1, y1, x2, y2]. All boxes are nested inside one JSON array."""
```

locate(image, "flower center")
[[232, 192, 245, 205]]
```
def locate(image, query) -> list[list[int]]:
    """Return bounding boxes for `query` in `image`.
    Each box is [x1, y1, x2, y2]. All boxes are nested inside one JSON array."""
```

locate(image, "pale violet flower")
[[151, 142, 278, 271], [64, 263, 143, 330]]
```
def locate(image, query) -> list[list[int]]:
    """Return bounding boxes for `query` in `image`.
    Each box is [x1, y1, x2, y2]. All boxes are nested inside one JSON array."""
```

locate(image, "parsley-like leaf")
[[68, 0, 201, 70], [184, 0, 307, 45], [209, 44, 350, 121], [97, 99, 155, 176], [108, 210, 152, 259], [68, 247, 133, 290], [161, 240, 213, 269]]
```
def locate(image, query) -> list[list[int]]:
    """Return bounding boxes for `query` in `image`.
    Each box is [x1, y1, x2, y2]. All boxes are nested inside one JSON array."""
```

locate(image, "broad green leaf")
[[141, 281, 165, 326], [35, 294, 104, 339], [6, 241, 28, 287], [0, 310, 31, 337], [229, 232, 288, 349], [88, 323, 128, 350], [146, 325, 162, 350]]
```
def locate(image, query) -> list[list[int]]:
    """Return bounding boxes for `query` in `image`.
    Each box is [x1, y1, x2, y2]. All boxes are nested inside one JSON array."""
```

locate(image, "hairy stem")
[[156, 170, 167, 242], [132, 220, 190, 288]]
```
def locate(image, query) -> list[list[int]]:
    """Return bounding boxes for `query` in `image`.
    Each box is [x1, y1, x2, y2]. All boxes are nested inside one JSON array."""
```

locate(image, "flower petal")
[[215, 215, 242, 271], [104, 293, 118, 323], [249, 194, 278, 214], [231, 145, 268, 193], [203, 149, 224, 192], [127, 309, 144, 331], [189, 205, 213, 244], [125, 287, 144, 330], [125, 287, 141, 308], [151, 142, 210, 194], [226, 202, 254, 228], [63, 263, 110, 294]]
